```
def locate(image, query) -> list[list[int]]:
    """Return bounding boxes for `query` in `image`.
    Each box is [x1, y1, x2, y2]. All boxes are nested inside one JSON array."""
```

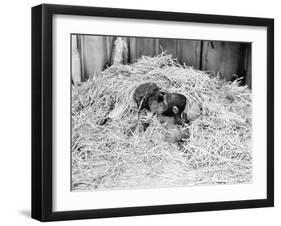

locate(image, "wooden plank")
[[77, 35, 85, 81], [159, 38, 177, 57], [128, 37, 137, 63], [71, 35, 82, 84], [177, 40, 201, 68], [245, 44, 252, 88], [82, 35, 108, 79], [135, 37, 159, 60], [105, 36, 115, 67], [201, 41, 245, 81]]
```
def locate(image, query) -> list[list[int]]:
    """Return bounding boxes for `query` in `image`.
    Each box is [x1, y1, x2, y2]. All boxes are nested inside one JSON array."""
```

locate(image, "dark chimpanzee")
[[128, 82, 165, 133], [155, 93, 201, 143], [156, 92, 201, 126], [100, 82, 164, 126], [133, 82, 164, 114]]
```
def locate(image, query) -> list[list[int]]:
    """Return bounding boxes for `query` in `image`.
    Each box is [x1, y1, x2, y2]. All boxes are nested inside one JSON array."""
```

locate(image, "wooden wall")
[[71, 35, 252, 87]]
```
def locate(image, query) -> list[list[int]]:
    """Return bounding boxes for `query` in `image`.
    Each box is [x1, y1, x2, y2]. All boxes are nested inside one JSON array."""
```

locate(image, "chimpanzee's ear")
[[172, 106, 179, 114]]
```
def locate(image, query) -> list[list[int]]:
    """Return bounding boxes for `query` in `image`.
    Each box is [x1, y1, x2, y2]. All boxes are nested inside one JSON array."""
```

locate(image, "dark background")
[[71, 35, 252, 87]]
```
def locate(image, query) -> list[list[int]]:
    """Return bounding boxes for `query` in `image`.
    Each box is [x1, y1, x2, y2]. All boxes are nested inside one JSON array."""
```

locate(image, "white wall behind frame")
[[0, 0, 279, 226]]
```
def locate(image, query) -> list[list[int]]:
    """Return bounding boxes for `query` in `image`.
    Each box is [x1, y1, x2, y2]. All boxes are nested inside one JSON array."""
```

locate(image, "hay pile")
[[72, 53, 252, 190]]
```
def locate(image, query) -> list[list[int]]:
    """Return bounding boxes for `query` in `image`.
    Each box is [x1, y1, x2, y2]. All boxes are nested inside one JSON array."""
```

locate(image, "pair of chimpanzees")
[[99, 82, 200, 142], [133, 82, 201, 127]]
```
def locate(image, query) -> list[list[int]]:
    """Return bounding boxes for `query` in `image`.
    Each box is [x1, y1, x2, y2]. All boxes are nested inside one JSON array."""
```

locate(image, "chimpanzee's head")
[[134, 82, 166, 113], [156, 93, 187, 117]]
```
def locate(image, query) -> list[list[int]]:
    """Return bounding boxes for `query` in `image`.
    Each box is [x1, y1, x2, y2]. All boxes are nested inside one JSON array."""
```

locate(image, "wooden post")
[[71, 35, 82, 84]]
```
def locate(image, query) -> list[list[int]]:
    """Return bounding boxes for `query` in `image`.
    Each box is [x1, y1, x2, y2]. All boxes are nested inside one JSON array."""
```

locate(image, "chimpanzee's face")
[[152, 93, 169, 114], [154, 93, 183, 116], [147, 90, 166, 113], [148, 99, 161, 113], [155, 101, 167, 114]]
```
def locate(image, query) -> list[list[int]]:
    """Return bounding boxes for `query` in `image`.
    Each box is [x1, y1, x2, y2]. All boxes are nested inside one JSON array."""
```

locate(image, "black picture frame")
[[31, 3, 274, 222]]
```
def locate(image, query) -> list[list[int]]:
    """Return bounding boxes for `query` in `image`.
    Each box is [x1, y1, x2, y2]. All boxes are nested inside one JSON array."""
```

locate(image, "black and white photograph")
[[30, 3, 274, 222], [71, 34, 252, 191]]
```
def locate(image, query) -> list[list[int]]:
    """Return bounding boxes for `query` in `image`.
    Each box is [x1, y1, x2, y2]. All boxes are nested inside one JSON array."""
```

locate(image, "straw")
[[72, 53, 252, 190]]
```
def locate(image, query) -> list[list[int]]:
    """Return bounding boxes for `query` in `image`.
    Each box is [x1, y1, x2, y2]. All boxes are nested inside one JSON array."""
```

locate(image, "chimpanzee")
[[133, 82, 164, 114], [100, 82, 164, 126], [128, 82, 165, 133], [156, 93, 201, 126], [155, 93, 201, 143]]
